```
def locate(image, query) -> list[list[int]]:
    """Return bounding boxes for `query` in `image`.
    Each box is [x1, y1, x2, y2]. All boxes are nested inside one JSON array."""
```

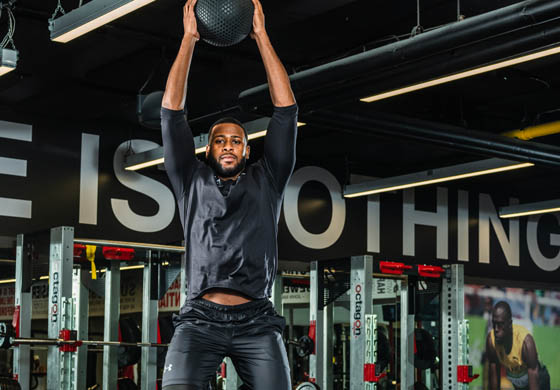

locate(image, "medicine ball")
[[195, 0, 254, 47]]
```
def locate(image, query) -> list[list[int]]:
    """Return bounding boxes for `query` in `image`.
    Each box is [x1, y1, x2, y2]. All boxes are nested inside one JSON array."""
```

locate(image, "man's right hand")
[[183, 0, 200, 41]]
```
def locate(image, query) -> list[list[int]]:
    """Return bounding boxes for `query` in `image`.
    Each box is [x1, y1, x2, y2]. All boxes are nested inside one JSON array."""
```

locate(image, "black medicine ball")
[[195, 0, 255, 47]]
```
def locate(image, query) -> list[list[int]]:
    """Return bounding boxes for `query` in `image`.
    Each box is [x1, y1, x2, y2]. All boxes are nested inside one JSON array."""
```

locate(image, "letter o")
[[283, 166, 346, 249]]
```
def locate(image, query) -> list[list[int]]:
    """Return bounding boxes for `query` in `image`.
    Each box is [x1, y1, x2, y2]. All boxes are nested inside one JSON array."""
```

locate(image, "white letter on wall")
[[0, 120, 32, 219], [368, 195, 380, 253], [527, 214, 560, 272], [478, 194, 519, 266], [283, 166, 346, 249], [457, 190, 469, 262], [403, 187, 448, 259], [79, 133, 99, 225], [111, 140, 175, 233]]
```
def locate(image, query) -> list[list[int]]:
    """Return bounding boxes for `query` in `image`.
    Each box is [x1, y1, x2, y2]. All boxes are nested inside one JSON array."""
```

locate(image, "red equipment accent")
[[73, 244, 86, 258], [417, 265, 445, 278], [221, 362, 227, 378], [102, 247, 135, 261], [379, 261, 412, 275], [58, 329, 82, 352], [12, 305, 20, 338], [457, 365, 479, 383], [308, 320, 317, 354], [364, 364, 387, 382]]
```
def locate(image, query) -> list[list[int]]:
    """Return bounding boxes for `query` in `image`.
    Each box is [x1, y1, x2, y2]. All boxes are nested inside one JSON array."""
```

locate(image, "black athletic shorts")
[[161, 298, 291, 390]]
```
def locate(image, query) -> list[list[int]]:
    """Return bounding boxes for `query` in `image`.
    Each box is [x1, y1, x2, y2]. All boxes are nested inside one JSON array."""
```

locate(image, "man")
[[486, 301, 550, 390], [160, 0, 297, 388]]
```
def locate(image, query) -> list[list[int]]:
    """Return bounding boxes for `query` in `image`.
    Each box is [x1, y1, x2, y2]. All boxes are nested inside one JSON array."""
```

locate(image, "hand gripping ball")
[[195, 0, 255, 47]]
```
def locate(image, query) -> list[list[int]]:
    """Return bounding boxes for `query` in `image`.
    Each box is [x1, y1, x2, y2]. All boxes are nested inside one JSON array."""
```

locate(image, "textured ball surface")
[[195, 0, 255, 47]]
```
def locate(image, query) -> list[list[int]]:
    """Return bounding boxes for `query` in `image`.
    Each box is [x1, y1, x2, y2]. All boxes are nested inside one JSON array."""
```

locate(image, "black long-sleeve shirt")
[[161, 104, 298, 300]]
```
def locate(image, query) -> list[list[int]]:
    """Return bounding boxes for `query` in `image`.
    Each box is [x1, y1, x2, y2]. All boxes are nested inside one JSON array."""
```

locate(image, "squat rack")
[[12, 226, 184, 390]]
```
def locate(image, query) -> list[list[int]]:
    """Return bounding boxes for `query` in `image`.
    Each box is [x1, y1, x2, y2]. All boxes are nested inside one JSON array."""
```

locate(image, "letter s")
[[111, 140, 175, 233]]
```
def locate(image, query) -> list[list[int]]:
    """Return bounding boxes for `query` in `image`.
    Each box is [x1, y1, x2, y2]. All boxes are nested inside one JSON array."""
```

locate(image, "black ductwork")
[[309, 109, 560, 168], [238, 0, 560, 112]]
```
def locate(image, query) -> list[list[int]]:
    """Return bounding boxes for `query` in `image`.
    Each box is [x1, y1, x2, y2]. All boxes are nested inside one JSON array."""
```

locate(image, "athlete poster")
[[465, 285, 560, 390]]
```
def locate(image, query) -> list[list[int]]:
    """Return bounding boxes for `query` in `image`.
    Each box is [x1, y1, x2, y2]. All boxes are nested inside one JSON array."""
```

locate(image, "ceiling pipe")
[[502, 121, 560, 140], [307, 109, 560, 168], [238, 0, 560, 111]]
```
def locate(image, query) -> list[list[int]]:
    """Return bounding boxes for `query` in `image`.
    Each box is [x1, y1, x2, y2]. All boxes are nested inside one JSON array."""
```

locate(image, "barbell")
[[0, 322, 168, 351], [2, 321, 315, 357]]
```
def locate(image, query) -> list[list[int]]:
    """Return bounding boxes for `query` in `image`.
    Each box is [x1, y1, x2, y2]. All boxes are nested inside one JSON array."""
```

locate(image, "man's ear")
[[205, 144, 209, 159], [245, 144, 251, 159]]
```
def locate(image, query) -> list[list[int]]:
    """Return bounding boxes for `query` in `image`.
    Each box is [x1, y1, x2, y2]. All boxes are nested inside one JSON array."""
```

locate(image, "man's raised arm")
[[161, 0, 200, 199], [252, 0, 298, 192], [162, 0, 199, 111], [250, 0, 295, 108]]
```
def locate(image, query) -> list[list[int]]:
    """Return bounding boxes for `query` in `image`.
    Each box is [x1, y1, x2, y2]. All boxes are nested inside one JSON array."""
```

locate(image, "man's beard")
[[208, 153, 246, 178]]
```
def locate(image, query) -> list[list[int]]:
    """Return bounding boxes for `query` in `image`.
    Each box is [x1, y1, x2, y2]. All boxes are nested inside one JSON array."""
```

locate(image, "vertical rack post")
[[442, 264, 465, 390], [350, 255, 373, 389], [141, 250, 158, 390], [309, 261, 324, 385], [400, 280, 414, 390], [102, 261, 120, 388], [72, 265, 89, 390], [47, 227, 75, 390], [14, 233, 31, 389], [323, 301, 334, 390]]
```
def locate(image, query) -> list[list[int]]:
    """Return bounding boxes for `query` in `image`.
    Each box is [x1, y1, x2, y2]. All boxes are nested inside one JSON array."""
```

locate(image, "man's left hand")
[[250, 0, 266, 39]]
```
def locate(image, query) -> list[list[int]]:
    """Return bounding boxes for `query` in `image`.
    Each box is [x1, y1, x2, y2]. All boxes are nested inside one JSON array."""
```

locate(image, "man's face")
[[492, 307, 512, 344], [206, 122, 250, 179]]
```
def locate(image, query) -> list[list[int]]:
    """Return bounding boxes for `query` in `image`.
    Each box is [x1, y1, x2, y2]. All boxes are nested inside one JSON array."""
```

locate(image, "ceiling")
[[3, 0, 560, 198]]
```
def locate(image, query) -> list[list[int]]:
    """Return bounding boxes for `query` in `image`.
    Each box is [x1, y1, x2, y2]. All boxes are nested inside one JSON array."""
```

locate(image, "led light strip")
[[50, 0, 157, 43], [499, 200, 560, 218], [361, 45, 560, 103], [344, 159, 533, 198]]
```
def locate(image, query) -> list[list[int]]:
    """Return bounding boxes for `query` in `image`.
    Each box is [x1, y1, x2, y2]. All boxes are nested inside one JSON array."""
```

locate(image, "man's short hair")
[[494, 301, 512, 321], [209, 117, 248, 142]]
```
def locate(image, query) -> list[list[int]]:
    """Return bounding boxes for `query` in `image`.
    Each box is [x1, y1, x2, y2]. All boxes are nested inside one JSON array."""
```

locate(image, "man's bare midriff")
[[201, 288, 253, 305]]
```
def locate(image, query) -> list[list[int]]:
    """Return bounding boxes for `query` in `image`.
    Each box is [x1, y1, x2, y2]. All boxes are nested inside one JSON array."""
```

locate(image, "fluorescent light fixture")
[[0, 48, 17, 76], [0, 278, 15, 284], [49, 0, 157, 43], [499, 199, 560, 218], [361, 45, 560, 103], [344, 158, 534, 198], [124, 118, 305, 171]]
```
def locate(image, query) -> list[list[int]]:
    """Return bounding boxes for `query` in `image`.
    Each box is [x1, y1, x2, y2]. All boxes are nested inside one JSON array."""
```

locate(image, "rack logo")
[[353, 284, 362, 336], [51, 272, 59, 322]]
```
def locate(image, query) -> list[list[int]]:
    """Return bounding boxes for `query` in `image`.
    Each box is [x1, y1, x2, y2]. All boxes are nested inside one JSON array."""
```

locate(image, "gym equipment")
[[286, 335, 315, 358], [195, 0, 254, 47], [295, 383, 320, 390], [117, 377, 138, 390], [0, 377, 21, 390], [414, 328, 437, 370], [0, 322, 168, 351], [157, 316, 174, 369], [118, 318, 142, 368]]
